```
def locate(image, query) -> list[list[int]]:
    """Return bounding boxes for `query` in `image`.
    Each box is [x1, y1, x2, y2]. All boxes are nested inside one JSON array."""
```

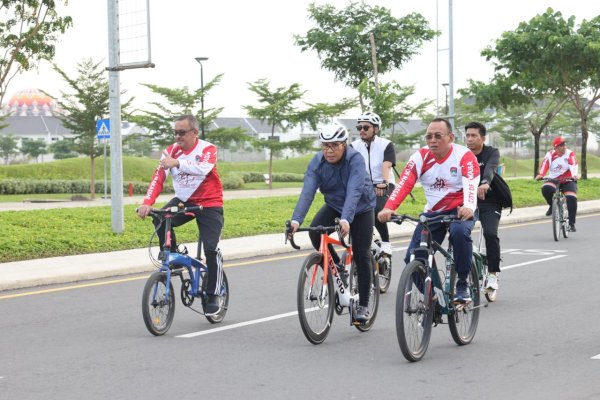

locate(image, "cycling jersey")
[[350, 136, 396, 184], [386, 144, 480, 212], [292, 146, 375, 225], [538, 148, 578, 182], [143, 139, 223, 207]]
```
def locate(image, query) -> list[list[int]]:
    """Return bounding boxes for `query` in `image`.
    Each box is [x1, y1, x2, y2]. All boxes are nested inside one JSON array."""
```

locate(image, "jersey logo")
[[450, 167, 457, 177], [430, 178, 448, 191]]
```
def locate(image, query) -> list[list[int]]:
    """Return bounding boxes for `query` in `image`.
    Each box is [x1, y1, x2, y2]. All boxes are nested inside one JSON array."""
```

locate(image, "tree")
[[49, 139, 78, 159], [295, 2, 436, 107], [244, 79, 355, 188], [48, 58, 130, 199], [205, 126, 252, 161], [131, 77, 224, 148], [0, 134, 18, 164], [478, 9, 600, 178], [20, 138, 47, 162], [0, 1, 72, 105]]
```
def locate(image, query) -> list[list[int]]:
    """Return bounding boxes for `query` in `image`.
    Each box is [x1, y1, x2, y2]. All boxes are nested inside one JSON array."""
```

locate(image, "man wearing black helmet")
[[289, 125, 376, 323], [351, 111, 396, 257]]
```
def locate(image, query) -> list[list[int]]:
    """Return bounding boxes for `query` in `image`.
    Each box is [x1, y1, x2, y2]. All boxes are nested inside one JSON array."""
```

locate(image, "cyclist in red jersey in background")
[[137, 114, 224, 315], [378, 118, 480, 302], [535, 136, 579, 232]]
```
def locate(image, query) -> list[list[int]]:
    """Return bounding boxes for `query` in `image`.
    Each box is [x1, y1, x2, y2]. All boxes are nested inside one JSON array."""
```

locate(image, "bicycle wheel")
[[297, 252, 334, 344], [395, 260, 433, 362], [377, 255, 392, 293], [142, 271, 175, 336], [350, 255, 380, 332], [552, 198, 560, 241], [201, 271, 229, 324], [449, 261, 480, 345], [561, 198, 569, 239]]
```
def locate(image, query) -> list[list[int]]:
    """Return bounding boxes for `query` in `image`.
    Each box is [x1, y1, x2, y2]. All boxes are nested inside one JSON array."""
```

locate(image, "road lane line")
[[591, 354, 600, 360], [176, 311, 299, 338], [502, 255, 567, 270]]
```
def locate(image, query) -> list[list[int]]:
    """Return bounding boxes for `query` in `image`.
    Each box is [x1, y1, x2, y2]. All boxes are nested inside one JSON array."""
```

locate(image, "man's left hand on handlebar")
[[137, 204, 152, 219], [457, 206, 474, 221], [377, 207, 394, 223]]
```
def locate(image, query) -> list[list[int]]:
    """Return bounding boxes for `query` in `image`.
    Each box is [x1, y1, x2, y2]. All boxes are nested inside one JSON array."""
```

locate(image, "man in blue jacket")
[[289, 125, 376, 322]]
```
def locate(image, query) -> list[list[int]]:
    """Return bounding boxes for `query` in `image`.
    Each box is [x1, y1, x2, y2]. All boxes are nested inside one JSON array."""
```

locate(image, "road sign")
[[96, 119, 111, 139]]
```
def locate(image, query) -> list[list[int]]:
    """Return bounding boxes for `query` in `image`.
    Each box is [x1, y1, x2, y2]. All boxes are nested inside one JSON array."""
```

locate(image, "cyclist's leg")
[[478, 204, 502, 273], [309, 205, 342, 265], [403, 210, 449, 265], [374, 186, 392, 245], [562, 181, 578, 226], [153, 197, 193, 251], [448, 218, 476, 280], [350, 210, 374, 307], [195, 207, 224, 295], [541, 182, 556, 214]]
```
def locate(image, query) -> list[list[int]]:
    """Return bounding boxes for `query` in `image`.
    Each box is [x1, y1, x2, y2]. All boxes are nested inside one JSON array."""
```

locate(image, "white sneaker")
[[380, 241, 392, 256], [486, 273, 499, 290]]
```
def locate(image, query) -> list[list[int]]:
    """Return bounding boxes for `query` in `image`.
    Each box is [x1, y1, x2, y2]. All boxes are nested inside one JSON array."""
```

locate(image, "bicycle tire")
[[448, 261, 480, 345], [350, 255, 380, 332], [561, 198, 569, 239], [202, 271, 229, 324], [552, 197, 560, 241], [142, 271, 175, 336], [395, 260, 433, 362], [297, 252, 334, 344], [377, 255, 392, 293]]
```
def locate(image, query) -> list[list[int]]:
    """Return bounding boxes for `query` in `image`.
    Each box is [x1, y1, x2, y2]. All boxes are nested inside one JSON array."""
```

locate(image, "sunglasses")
[[321, 142, 344, 151], [424, 133, 448, 141], [173, 128, 194, 137], [356, 125, 372, 131]]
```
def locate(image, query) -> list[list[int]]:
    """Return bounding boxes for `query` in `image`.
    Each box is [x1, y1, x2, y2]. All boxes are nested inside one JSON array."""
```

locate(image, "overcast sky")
[[6, 0, 599, 118]]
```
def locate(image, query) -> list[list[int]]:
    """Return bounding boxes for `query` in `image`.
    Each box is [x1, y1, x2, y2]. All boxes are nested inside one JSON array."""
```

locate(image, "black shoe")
[[453, 280, 472, 303], [569, 224, 576, 232], [157, 250, 167, 261], [205, 295, 220, 315], [545, 207, 552, 217], [355, 305, 369, 323]]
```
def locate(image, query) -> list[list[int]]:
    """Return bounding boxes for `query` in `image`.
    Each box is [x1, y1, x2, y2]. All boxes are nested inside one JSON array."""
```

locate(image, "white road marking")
[[591, 354, 600, 360], [502, 255, 567, 270], [177, 311, 299, 338]]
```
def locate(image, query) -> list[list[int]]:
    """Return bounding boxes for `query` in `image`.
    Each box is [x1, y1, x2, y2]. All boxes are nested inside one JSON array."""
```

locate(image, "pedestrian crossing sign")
[[96, 119, 111, 139]]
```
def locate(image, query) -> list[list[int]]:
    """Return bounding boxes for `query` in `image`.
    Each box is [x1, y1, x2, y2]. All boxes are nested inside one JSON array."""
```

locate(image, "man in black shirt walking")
[[465, 122, 502, 292]]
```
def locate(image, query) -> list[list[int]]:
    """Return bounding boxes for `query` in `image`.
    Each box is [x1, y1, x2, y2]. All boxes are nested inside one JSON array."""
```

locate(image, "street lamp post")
[[194, 57, 209, 140], [442, 83, 449, 116]]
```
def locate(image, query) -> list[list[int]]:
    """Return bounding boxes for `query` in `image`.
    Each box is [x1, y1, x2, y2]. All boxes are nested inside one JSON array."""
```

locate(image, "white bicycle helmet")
[[357, 111, 382, 127], [319, 125, 348, 143]]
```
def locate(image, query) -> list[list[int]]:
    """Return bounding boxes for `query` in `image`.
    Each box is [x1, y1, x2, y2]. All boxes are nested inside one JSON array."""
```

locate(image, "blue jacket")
[[292, 146, 376, 225]]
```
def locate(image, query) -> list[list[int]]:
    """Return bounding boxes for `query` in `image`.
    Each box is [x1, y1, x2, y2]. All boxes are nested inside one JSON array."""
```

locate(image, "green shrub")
[[272, 173, 304, 182], [222, 175, 245, 189]]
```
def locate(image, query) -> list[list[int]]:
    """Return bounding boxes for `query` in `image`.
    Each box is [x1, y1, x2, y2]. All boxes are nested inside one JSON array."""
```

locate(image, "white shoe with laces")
[[486, 273, 499, 290], [380, 241, 392, 256]]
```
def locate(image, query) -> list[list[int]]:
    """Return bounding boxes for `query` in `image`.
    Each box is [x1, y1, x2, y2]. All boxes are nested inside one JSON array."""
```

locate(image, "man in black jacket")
[[465, 122, 502, 293]]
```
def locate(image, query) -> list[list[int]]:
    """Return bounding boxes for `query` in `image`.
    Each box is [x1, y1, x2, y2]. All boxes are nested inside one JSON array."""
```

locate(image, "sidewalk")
[[2, 198, 599, 291]]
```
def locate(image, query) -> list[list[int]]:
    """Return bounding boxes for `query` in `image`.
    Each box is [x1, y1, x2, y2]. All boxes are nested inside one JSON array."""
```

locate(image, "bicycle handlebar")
[[284, 218, 349, 250], [135, 205, 204, 218], [543, 177, 576, 185], [390, 213, 459, 226]]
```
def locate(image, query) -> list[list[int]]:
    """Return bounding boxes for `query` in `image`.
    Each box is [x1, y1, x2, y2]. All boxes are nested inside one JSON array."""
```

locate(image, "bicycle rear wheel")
[[396, 260, 433, 362], [449, 261, 480, 345], [142, 271, 175, 336], [297, 253, 334, 344], [201, 271, 229, 324], [552, 198, 560, 241], [561, 198, 569, 238], [376, 255, 392, 293], [350, 255, 380, 332]]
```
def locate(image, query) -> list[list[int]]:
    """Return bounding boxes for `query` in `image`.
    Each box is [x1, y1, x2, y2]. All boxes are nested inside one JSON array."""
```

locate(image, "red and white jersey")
[[538, 149, 578, 181], [143, 139, 223, 207], [385, 144, 480, 212]]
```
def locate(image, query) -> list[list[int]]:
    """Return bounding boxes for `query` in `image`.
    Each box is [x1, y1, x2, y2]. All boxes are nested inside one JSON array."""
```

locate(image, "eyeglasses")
[[424, 133, 448, 141], [321, 142, 344, 151], [356, 125, 371, 131], [173, 128, 194, 137]]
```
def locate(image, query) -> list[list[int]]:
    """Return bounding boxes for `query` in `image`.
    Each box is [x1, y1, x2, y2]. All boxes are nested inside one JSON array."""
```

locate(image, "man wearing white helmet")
[[351, 111, 396, 256], [289, 124, 376, 323]]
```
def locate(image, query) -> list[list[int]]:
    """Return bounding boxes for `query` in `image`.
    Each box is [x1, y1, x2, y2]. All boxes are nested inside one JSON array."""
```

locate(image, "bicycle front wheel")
[[142, 271, 175, 336], [449, 261, 480, 345], [350, 255, 380, 332], [552, 198, 561, 241], [297, 253, 334, 344], [396, 260, 433, 362]]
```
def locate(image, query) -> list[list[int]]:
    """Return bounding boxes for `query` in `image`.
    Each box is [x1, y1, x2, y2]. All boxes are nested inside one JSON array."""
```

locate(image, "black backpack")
[[490, 172, 513, 214]]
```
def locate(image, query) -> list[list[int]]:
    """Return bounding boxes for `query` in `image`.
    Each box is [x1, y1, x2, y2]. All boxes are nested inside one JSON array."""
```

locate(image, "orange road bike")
[[285, 219, 380, 344]]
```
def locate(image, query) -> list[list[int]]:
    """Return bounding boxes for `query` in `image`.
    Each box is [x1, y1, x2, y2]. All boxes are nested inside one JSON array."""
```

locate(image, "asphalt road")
[[1, 214, 600, 400]]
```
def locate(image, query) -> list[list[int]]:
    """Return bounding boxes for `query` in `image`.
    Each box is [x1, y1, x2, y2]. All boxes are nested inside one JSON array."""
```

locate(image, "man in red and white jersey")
[[378, 118, 480, 302], [137, 114, 224, 315], [535, 136, 579, 231]]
